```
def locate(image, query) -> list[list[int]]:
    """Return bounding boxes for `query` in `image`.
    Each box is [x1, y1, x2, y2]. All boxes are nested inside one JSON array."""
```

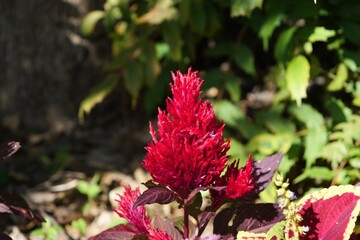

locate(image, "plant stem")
[[183, 204, 189, 239]]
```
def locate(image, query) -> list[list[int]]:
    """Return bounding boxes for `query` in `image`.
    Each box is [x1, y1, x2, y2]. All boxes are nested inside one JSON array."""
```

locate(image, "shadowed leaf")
[[252, 152, 283, 194], [0, 232, 12, 240], [133, 187, 176, 209], [214, 203, 284, 236], [0, 193, 44, 223]]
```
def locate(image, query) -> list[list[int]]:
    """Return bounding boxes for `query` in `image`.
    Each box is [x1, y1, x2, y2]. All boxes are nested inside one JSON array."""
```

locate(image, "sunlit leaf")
[[231, 0, 263, 17], [296, 185, 360, 240], [308, 26, 336, 43], [81, 10, 105, 36], [259, 12, 284, 51], [136, 0, 177, 25], [286, 55, 310, 106], [255, 110, 296, 134], [293, 167, 334, 184], [328, 63, 348, 91], [266, 221, 286, 240], [78, 74, 119, 123]]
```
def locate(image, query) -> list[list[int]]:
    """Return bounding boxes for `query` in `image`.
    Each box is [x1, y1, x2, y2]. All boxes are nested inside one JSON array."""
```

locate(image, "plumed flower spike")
[[114, 186, 151, 234], [143, 68, 230, 200]]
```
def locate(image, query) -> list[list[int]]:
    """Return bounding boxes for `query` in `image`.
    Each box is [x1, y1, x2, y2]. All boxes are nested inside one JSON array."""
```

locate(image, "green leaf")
[[142, 42, 161, 86], [259, 12, 284, 51], [289, 103, 324, 128], [231, 44, 256, 76], [124, 61, 144, 107], [266, 220, 286, 240], [308, 26, 336, 43], [213, 100, 245, 128], [228, 138, 246, 161], [286, 55, 310, 106], [293, 167, 334, 184], [325, 97, 351, 124], [327, 63, 348, 91], [78, 74, 119, 123], [247, 133, 293, 155], [339, 20, 360, 45], [225, 75, 241, 102], [255, 110, 296, 133], [135, 0, 177, 25], [81, 10, 105, 36], [231, 0, 263, 17], [319, 142, 348, 165], [274, 27, 296, 63], [162, 20, 183, 61], [189, 0, 207, 35]]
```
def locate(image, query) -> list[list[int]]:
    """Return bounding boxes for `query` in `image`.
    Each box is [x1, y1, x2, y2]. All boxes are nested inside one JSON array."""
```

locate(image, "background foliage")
[[80, 0, 360, 198]]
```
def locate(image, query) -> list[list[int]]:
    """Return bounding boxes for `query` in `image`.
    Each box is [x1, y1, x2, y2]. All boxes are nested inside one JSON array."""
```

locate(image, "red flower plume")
[[142, 68, 230, 200]]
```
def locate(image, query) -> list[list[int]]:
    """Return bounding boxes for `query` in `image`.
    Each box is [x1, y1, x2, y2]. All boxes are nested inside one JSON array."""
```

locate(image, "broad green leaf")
[[247, 133, 293, 155], [162, 20, 183, 61], [327, 63, 348, 91], [274, 27, 296, 63], [259, 182, 277, 203], [189, 0, 206, 35], [231, 44, 256, 76], [286, 55, 310, 106], [81, 10, 105, 36], [142, 42, 161, 86], [213, 100, 245, 128], [293, 167, 334, 184], [78, 74, 118, 123], [349, 158, 360, 169], [136, 0, 177, 25], [124, 62, 144, 107], [230, 0, 263, 17], [319, 142, 348, 166], [266, 221, 286, 240], [289, 104, 326, 167], [278, 154, 296, 175], [179, 0, 190, 25], [304, 129, 327, 167], [289, 104, 324, 128], [308, 26, 336, 43], [325, 98, 351, 124], [259, 12, 283, 51], [225, 75, 241, 102], [228, 139, 246, 162], [339, 20, 360, 45], [213, 100, 263, 138], [255, 110, 296, 133]]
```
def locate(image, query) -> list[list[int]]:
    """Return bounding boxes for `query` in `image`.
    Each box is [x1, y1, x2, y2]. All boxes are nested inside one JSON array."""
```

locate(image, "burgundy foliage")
[[133, 187, 177, 210]]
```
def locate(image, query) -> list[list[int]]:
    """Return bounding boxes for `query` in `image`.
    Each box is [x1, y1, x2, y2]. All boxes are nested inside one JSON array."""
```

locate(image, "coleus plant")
[[0, 141, 45, 240], [89, 69, 360, 240]]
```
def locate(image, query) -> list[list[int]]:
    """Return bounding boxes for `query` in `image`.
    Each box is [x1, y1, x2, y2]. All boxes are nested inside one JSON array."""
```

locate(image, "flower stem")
[[183, 204, 189, 239]]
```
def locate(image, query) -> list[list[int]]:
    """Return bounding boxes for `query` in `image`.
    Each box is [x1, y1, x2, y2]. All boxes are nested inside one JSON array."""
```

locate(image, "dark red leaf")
[[0, 232, 12, 240], [152, 215, 182, 240], [190, 235, 234, 240], [132, 187, 176, 209], [213, 203, 285, 236], [252, 152, 282, 195], [0, 141, 20, 160], [88, 224, 138, 240], [0, 193, 44, 223], [297, 185, 360, 240], [198, 211, 216, 236]]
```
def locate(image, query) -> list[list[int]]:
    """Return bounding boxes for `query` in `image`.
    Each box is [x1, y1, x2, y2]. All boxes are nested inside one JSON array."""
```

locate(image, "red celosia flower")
[[211, 156, 255, 208], [142, 68, 230, 200], [114, 186, 151, 234]]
